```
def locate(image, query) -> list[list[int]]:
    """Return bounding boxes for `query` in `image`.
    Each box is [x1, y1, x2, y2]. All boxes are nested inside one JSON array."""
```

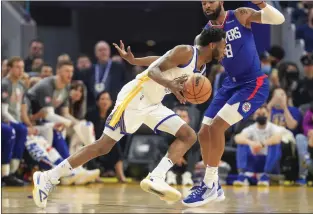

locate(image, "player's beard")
[[203, 4, 222, 21], [212, 48, 220, 61]]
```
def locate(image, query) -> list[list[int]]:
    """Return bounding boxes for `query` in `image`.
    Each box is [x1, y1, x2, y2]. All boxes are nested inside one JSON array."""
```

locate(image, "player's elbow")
[[275, 13, 285, 24]]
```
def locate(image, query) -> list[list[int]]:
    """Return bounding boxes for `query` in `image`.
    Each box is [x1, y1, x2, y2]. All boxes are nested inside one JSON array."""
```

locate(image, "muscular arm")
[[130, 56, 160, 67], [147, 45, 193, 88], [235, 2, 285, 28]]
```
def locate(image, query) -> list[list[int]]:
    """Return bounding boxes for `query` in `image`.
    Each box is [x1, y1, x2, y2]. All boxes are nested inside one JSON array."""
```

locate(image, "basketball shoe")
[[140, 173, 182, 202], [182, 181, 218, 207], [33, 171, 59, 208]]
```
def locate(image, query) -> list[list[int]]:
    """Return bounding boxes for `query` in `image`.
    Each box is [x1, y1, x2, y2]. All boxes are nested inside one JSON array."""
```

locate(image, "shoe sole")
[[140, 179, 181, 202], [32, 172, 46, 209], [75, 172, 100, 185], [214, 194, 226, 202], [181, 191, 218, 207]]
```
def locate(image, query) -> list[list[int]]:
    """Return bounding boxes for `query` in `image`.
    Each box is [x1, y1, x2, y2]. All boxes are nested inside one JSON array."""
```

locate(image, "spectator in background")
[[296, 8, 313, 53], [293, 54, 313, 107], [76, 54, 92, 72], [260, 51, 273, 75], [292, 1, 313, 26], [78, 41, 130, 107], [85, 91, 126, 182], [1, 57, 32, 186], [21, 73, 30, 89], [31, 57, 44, 73], [233, 105, 283, 186], [2, 59, 8, 78], [268, 88, 302, 135], [295, 102, 313, 186], [112, 55, 124, 64], [165, 106, 199, 186], [24, 39, 44, 72], [277, 62, 300, 96], [69, 81, 86, 120], [268, 45, 285, 68], [40, 64, 53, 79]]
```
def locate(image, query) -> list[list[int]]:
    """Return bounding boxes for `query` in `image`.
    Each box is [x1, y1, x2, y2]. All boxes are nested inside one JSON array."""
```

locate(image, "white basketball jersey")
[[136, 46, 206, 104]]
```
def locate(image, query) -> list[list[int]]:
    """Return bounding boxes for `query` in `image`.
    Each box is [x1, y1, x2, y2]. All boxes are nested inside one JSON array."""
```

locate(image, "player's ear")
[[210, 43, 215, 50]]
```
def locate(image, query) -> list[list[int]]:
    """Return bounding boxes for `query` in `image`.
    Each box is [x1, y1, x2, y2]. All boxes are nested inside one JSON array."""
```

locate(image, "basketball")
[[182, 74, 212, 104]]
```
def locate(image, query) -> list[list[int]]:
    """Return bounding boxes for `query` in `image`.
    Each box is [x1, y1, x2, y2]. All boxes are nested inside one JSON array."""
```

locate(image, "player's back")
[[135, 45, 206, 104], [205, 10, 263, 84]]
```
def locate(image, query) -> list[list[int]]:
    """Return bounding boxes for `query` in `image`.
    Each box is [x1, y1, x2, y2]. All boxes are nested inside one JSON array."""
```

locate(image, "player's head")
[[56, 60, 74, 85], [197, 28, 226, 62], [96, 90, 112, 111], [7, 56, 24, 79], [254, 104, 269, 126], [202, 1, 224, 21]]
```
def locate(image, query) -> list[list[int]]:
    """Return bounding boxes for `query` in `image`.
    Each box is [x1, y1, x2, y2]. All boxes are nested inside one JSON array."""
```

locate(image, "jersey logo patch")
[[242, 102, 251, 113], [45, 97, 51, 104]]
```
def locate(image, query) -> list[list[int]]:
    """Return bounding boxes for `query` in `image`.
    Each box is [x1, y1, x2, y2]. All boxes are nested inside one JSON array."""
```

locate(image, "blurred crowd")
[[1, 2, 313, 188]]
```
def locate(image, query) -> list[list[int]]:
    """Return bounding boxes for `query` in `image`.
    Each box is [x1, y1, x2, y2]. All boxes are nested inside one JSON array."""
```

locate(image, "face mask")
[[286, 71, 299, 81], [256, 116, 267, 126], [262, 65, 272, 74]]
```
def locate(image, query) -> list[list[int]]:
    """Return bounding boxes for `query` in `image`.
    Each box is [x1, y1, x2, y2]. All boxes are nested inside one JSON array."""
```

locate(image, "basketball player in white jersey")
[[32, 28, 226, 208]]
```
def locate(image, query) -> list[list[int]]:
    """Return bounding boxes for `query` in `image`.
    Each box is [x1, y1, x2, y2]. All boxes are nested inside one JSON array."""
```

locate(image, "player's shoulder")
[[1, 77, 11, 87]]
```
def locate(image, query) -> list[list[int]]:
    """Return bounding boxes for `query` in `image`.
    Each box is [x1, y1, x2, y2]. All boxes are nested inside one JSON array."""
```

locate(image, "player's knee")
[[198, 125, 209, 142], [176, 124, 197, 146]]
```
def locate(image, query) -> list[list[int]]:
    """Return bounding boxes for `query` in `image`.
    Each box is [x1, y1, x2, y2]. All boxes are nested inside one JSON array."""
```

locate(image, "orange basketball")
[[182, 74, 212, 104]]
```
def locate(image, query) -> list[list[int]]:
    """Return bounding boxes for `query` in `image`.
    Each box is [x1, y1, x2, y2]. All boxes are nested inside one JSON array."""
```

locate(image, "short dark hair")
[[173, 105, 189, 113], [197, 28, 226, 47], [78, 54, 90, 59], [96, 90, 110, 101], [7, 56, 23, 68], [56, 60, 73, 69], [29, 39, 43, 46]]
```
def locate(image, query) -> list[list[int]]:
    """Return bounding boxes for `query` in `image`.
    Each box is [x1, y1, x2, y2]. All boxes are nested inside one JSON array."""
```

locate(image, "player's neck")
[[210, 10, 227, 25], [197, 48, 212, 69], [7, 74, 19, 83], [55, 75, 66, 89]]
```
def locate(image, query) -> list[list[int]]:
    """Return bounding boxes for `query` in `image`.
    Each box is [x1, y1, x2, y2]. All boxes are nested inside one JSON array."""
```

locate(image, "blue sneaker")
[[233, 174, 249, 186], [182, 181, 218, 207], [215, 183, 225, 202], [295, 178, 307, 186], [257, 174, 270, 186]]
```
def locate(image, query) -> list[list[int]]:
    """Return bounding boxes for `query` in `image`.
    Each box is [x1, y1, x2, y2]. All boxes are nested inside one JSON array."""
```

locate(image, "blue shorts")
[[203, 74, 269, 126]]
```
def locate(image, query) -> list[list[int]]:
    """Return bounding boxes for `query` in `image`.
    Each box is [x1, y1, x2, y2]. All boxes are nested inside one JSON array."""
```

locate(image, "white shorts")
[[103, 80, 186, 141]]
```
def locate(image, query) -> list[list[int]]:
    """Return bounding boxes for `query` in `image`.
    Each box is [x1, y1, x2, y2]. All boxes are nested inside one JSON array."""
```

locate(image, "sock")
[[151, 157, 174, 179], [2, 164, 10, 177], [47, 159, 73, 180], [10, 159, 20, 174], [203, 165, 218, 188]]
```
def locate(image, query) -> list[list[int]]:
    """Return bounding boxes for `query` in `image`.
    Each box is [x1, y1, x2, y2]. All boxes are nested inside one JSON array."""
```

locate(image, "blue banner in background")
[[245, 2, 271, 54]]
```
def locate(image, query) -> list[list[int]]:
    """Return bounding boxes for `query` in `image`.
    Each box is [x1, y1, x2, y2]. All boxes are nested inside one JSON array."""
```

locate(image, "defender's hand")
[[113, 40, 135, 64]]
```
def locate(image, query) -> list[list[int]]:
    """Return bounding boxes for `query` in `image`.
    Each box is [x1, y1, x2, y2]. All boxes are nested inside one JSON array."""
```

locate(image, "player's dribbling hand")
[[167, 76, 188, 104], [113, 40, 135, 64]]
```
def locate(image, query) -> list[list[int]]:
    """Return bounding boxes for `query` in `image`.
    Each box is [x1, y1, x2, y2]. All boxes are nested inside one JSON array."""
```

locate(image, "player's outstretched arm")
[[147, 45, 193, 104], [235, 1, 285, 28], [113, 40, 160, 66]]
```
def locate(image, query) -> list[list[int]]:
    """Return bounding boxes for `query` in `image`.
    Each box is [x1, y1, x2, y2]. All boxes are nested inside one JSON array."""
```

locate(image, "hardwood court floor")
[[2, 184, 313, 213]]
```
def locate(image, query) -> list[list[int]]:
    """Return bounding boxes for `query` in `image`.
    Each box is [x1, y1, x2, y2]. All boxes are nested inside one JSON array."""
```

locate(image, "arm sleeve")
[[44, 107, 72, 127], [260, 4, 285, 25], [1, 103, 18, 123]]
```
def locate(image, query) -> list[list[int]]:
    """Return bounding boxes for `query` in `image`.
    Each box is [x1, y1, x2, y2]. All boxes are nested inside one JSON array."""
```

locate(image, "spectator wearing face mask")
[[277, 62, 301, 96], [296, 8, 313, 53], [268, 45, 285, 68], [268, 88, 302, 136], [293, 54, 313, 107], [233, 105, 284, 186], [260, 52, 280, 90], [295, 101, 313, 186]]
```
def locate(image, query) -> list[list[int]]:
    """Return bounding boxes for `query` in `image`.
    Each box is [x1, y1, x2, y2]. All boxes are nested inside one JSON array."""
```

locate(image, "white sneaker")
[[140, 173, 182, 202], [32, 171, 59, 208], [60, 168, 84, 185], [75, 168, 100, 185], [182, 172, 194, 186], [166, 171, 177, 185]]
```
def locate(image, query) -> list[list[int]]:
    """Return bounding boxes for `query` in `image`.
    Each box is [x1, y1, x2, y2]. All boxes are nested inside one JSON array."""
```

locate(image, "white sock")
[[203, 165, 218, 188], [10, 159, 20, 174], [47, 159, 73, 180], [151, 157, 174, 179], [2, 164, 10, 177]]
